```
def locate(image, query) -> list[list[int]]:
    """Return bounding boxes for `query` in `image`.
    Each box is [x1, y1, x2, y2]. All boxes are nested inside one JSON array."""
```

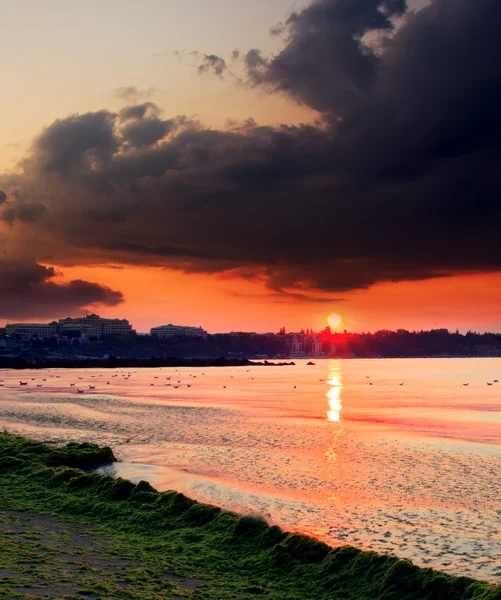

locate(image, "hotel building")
[[59, 314, 132, 338], [5, 322, 59, 337], [150, 324, 208, 339]]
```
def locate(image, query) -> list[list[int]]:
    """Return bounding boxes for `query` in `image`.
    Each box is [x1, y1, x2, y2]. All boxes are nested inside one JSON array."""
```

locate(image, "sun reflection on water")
[[326, 362, 343, 422]]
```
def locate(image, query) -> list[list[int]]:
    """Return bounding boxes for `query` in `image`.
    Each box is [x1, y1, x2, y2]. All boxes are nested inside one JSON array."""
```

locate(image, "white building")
[[59, 314, 132, 338], [311, 336, 322, 356], [150, 324, 208, 339], [289, 335, 304, 358], [5, 322, 59, 338]]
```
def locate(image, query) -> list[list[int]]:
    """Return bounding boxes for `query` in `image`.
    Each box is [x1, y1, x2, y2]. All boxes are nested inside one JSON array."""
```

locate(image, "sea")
[[1, 358, 500, 581]]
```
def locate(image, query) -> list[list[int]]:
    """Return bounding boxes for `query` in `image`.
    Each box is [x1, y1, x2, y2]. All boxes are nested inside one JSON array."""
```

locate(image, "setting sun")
[[327, 313, 342, 329]]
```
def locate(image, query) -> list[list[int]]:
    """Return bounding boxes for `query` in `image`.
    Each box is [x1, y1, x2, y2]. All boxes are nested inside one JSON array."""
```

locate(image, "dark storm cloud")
[[0, 191, 7, 204], [244, 0, 407, 114], [1, 0, 501, 301], [120, 116, 176, 148], [0, 259, 124, 320], [28, 110, 117, 175], [118, 104, 185, 149], [1, 202, 47, 224]]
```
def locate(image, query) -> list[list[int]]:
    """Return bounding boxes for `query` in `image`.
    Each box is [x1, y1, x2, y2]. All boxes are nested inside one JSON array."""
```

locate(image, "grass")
[[0, 432, 500, 599]]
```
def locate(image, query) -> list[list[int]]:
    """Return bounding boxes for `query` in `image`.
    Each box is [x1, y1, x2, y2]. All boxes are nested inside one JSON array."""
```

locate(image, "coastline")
[[0, 357, 296, 370], [1, 434, 500, 600], [0, 355, 498, 371]]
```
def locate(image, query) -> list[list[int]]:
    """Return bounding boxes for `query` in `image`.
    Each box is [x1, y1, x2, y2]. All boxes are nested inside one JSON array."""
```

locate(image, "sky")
[[1, 0, 500, 334]]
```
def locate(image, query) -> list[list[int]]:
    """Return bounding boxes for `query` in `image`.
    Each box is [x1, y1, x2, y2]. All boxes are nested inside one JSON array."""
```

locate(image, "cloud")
[[0, 191, 7, 204], [27, 110, 118, 176], [120, 116, 178, 148], [190, 51, 241, 83], [117, 104, 186, 149], [244, 0, 407, 114], [1, 0, 500, 302], [197, 54, 228, 77], [113, 86, 157, 103], [119, 102, 159, 120], [0, 258, 124, 320], [1, 202, 47, 224]]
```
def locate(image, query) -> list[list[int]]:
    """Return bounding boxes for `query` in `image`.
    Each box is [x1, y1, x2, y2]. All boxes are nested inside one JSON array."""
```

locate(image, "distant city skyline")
[[2, 308, 499, 337]]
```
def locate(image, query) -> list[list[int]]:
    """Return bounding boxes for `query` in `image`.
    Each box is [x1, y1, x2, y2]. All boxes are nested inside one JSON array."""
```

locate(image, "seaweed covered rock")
[[0, 433, 116, 470], [2, 433, 501, 600]]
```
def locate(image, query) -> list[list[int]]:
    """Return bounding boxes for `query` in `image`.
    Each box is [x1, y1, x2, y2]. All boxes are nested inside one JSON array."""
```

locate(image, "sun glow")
[[327, 313, 342, 329]]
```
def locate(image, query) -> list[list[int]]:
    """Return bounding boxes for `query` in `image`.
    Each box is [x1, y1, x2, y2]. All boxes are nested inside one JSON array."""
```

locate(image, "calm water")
[[1, 359, 500, 581]]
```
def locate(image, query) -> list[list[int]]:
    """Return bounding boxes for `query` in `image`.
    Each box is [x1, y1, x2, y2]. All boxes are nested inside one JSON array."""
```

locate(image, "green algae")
[[1, 432, 500, 600]]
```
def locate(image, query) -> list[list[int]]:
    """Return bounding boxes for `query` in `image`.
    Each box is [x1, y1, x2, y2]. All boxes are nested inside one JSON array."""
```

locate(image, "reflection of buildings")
[[326, 367, 342, 422]]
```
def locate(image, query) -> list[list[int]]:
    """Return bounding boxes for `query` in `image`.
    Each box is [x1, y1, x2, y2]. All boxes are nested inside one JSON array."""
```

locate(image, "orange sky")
[[55, 265, 501, 334], [1, 0, 499, 334]]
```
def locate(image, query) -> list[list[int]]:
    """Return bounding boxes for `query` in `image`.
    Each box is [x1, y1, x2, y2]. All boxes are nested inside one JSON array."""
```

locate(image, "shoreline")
[[1, 433, 500, 599], [0, 357, 296, 370], [0, 355, 498, 371]]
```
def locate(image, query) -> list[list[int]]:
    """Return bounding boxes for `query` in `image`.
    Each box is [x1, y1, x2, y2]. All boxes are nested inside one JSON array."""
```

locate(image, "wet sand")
[[1, 358, 500, 581]]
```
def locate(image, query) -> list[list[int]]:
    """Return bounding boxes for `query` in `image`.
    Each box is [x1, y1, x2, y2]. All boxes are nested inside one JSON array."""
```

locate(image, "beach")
[[1, 432, 501, 599], [1, 358, 500, 582]]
